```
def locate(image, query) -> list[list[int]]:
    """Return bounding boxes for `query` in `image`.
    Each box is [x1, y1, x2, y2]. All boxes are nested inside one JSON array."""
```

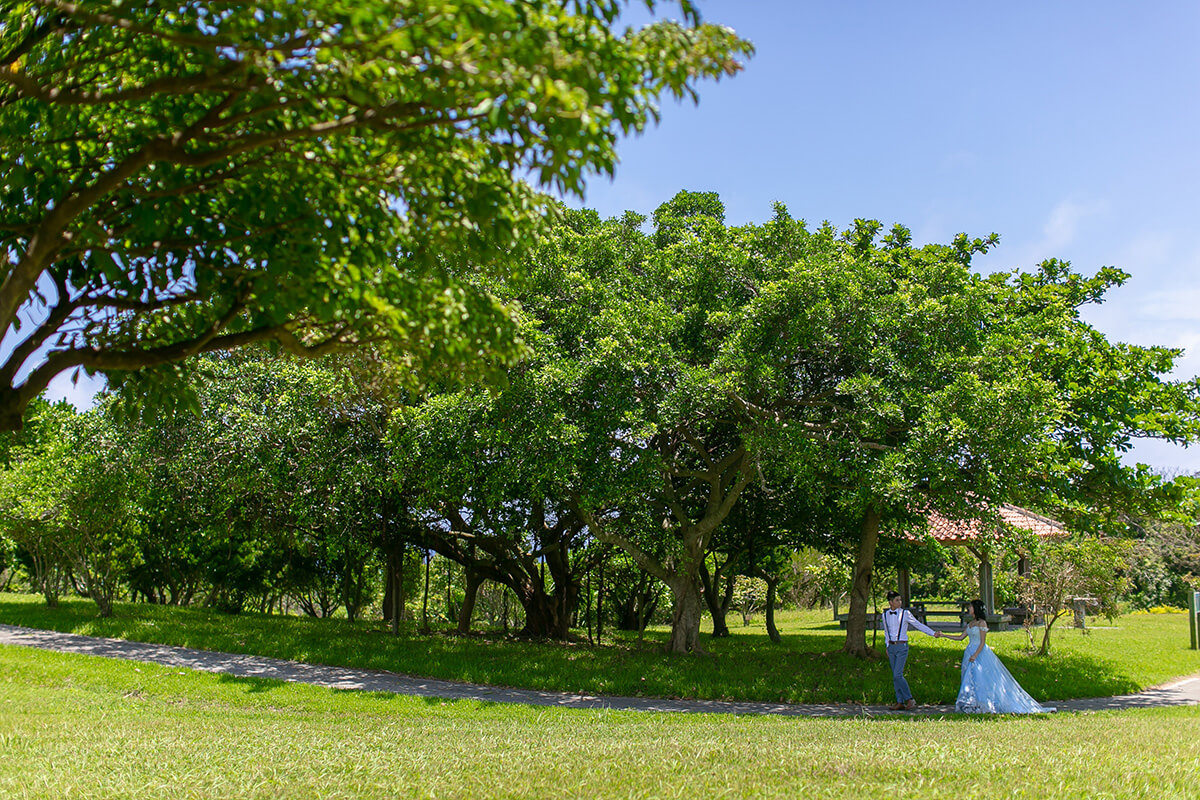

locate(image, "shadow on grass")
[[215, 673, 289, 693], [0, 595, 1150, 705]]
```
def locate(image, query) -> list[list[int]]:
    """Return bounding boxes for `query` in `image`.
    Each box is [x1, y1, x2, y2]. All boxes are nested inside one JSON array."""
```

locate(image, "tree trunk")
[[383, 542, 405, 635], [421, 549, 431, 633], [515, 575, 579, 640], [40, 569, 59, 608], [699, 559, 733, 637], [843, 507, 882, 658], [615, 571, 660, 632], [585, 569, 593, 645], [596, 555, 605, 643], [31, 548, 59, 607], [764, 576, 781, 643], [666, 576, 705, 654], [456, 569, 483, 635], [92, 586, 114, 618], [1039, 611, 1064, 655], [518, 593, 557, 639]]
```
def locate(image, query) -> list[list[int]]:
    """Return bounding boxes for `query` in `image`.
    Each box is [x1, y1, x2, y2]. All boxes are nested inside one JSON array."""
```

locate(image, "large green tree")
[[140, 347, 412, 617], [0, 398, 73, 604], [728, 224, 1200, 656], [513, 194, 1200, 657], [395, 332, 632, 638], [0, 0, 749, 428], [517, 196, 777, 654]]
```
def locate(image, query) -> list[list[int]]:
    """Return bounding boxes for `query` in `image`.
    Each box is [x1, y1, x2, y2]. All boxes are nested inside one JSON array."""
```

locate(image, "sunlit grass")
[[1, 593, 1196, 705], [1, 646, 1198, 800]]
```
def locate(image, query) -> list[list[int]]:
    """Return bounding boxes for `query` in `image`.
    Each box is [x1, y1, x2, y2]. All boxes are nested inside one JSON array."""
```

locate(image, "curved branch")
[[0, 271, 78, 387], [30, 0, 273, 52], [572, 500, 673, 585], [0, 63, 248, 106]]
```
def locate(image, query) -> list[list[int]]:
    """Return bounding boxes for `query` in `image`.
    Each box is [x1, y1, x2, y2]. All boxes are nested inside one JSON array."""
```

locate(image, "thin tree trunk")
[[386, 542, 405, 635], [586, 568, 593, 645], [421, 549, 431, 633], [1039, 613, 1063, 655], [699, 559, 732, 637], [764, 576, 781, 643], [597, 554, 604, 644], [456, 569, 483, 635]]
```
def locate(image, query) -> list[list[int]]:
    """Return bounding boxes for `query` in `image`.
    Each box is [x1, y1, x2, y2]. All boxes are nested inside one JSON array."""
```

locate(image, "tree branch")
[[572, 500, 673, 585], [0, 63, 248, 107], [30, 0, 266, 52], [0, 271, 79, 388]]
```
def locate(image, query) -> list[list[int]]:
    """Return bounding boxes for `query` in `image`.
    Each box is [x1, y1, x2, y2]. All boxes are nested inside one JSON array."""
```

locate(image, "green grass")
[[1, 645, 1198, 799], [1, 592, 1197, 705]]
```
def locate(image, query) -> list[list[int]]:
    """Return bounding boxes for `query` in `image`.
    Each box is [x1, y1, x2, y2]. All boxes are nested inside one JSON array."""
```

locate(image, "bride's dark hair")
[[970, 599, 986, 621]]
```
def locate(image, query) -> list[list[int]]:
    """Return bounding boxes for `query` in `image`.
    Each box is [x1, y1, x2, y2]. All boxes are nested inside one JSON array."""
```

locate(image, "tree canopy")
[[0, 0, 751, 428], [495, 193, 1200, 654], [3, 186, 1197, 660]]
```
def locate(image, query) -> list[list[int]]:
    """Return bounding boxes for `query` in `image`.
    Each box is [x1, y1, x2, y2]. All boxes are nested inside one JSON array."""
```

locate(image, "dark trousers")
[[886, 642, 912, 703]]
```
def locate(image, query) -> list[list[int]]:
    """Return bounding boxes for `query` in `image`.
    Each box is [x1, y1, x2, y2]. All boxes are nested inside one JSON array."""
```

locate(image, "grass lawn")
[[0, 592, 1197, 705], [1, 645, 1198, 800]]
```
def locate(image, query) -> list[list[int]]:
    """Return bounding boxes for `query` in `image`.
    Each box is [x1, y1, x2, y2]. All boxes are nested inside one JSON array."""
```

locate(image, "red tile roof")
[[921, 503, 1066, 545]]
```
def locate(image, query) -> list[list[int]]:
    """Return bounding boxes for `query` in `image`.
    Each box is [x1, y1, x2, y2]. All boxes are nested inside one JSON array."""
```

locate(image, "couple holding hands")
[[883, 591, 1054, 714]]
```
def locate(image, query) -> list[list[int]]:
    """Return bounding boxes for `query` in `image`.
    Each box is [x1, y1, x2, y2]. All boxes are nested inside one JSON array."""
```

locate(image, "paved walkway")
[[3, 623, 1198, 718]]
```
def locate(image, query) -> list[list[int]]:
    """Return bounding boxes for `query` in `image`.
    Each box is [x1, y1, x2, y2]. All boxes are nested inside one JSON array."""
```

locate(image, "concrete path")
[[3, 623, 1198, 718]]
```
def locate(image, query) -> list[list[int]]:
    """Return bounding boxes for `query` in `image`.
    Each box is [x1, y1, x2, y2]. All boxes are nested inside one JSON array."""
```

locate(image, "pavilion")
[[897, 503, 1067, 622]]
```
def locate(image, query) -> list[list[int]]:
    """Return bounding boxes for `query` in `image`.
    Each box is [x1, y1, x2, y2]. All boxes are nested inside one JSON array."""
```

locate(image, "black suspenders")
[[888, 609, 904, 644]]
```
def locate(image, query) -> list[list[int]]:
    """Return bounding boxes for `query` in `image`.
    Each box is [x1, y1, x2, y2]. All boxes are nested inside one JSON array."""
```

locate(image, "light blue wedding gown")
[[955, 626, 1055, 714]]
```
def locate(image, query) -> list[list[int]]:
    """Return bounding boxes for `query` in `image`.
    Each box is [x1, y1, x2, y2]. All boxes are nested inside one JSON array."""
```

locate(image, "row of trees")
[[5, 2, 1195, 657], [3, 193, 1197, 657]]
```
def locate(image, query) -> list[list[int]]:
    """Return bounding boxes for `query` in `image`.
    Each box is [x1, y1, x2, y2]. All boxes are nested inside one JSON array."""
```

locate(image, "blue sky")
[[570, 1, 1200, 472], [47, 1, 1200, 470]]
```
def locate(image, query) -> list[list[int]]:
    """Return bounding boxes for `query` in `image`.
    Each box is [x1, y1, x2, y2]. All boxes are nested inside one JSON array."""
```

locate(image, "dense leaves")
[[2, 189, 1197, 661], [0, 0, 751, 428], [495, 194, 1200, 654]]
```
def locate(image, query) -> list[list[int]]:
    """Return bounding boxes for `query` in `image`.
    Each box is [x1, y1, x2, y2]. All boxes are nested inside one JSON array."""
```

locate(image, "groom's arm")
[[904, 611, 939, 638]]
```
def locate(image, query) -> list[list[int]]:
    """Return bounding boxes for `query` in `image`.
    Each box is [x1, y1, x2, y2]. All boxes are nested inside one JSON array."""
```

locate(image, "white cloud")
[[1034, 198, 1103, 260], [1135, 289, 1200, 324], [1114, 230, 1174, 276]]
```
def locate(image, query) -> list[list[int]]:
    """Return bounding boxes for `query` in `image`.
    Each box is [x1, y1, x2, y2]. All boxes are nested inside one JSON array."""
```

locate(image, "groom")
[[883, 590, 941, 710]]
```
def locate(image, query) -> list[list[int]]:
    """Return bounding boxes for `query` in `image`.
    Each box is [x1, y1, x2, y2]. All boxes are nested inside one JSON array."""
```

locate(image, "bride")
[[943, 599, 1055, 714]]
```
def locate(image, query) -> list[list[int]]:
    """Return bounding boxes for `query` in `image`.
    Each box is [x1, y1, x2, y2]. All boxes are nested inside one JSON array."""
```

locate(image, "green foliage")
[[780, 548, 851, 608], [119, 347, 411, 618], [450, 192, 1200, 654], [1019, 536, 1134, 655], [0, 0, 751, 428], [911, 545, 1020, 608], [54, 411, 147, 616], [0, 400, 145, 614], [730, 575, 768, 624], [1126, 517, 1200, 609]]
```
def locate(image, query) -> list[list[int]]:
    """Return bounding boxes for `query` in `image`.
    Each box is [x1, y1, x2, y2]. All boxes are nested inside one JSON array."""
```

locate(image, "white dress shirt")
[[884, 607, 937, 644]]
